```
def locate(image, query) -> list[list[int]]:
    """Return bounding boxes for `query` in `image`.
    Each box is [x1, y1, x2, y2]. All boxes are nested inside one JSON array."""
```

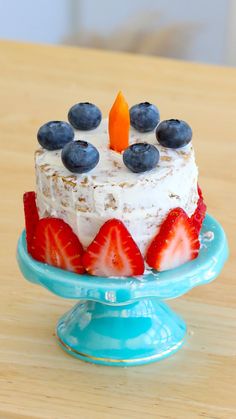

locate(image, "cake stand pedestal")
[[17, 214, 228, 366]]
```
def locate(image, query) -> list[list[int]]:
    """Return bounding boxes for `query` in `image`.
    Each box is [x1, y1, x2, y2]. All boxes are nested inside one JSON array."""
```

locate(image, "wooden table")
[[0, 40, 235, 419]]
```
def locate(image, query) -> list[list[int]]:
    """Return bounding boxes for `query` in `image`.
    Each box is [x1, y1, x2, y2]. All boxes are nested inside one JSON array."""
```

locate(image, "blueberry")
[[61, 140, 99, 173], [123, 143, 160, 173], [37, 121, 74, 150], [68, 102, 102, 130], [156, 119, 192, 149], [129, 102, 160, 132]]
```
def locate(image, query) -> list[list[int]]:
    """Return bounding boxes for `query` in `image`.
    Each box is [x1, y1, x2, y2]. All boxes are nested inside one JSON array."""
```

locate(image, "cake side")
[[35, 119, 198, 253]]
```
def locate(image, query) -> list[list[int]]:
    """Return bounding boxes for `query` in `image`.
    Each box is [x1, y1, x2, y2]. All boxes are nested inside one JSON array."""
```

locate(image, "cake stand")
[[17, 214, 228, 366]]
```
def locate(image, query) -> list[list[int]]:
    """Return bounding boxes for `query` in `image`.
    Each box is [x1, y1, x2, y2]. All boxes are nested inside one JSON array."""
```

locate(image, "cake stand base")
[[56, 298, 186, 366]]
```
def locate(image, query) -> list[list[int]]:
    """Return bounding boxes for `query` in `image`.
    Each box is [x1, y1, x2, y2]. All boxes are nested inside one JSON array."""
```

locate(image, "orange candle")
[[108, 91, 130, 153]]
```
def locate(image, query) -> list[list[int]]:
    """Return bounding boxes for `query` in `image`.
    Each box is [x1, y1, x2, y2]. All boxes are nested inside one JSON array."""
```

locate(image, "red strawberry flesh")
[[146, 207, 200, 271], [83, 219, 144, 277], [33, 218, 85, 274], [190, 185, 207, 234], [23, 191, 39, 256]]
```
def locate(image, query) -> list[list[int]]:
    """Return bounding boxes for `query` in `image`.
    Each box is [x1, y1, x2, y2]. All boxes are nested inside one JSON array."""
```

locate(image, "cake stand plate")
[[17, 214, 228, 366]]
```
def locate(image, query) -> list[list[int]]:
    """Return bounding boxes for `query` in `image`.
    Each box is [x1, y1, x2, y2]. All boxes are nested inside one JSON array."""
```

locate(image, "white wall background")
[[78, 0, 229, 64], [0, 0, 72, 44], [0, 0, 235, 66]]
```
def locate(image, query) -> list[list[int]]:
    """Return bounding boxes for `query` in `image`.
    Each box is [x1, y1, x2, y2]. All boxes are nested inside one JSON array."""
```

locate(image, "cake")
[[23, 92, 206, 277], [35, 119, 198, 254]]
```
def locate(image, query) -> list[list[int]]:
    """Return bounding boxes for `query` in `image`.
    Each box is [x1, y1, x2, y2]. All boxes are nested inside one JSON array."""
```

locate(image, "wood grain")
[[0, 40, 235, 419]]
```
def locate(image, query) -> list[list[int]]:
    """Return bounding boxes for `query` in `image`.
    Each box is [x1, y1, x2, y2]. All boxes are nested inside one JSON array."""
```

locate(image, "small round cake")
[[35, 119, 198, 254], [21, 92, 206, 277]]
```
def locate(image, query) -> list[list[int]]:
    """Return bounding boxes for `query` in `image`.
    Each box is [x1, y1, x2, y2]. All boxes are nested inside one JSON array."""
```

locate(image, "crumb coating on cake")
[[35, 119, 198, 253]]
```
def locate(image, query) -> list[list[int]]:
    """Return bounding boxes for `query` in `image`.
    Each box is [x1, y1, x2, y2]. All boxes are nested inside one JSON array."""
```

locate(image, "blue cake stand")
[[17, 214, 228, 366]]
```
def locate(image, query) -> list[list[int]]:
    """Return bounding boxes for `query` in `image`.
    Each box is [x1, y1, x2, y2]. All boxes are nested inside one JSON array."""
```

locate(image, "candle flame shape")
[[109, 91, 130, 153]]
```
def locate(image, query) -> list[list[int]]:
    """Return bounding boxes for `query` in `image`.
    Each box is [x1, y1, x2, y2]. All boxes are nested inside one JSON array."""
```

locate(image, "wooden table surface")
[[0, 40, 235, 419]]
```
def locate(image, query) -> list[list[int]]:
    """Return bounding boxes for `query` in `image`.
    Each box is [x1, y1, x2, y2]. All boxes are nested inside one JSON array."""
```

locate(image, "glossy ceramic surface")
[[17, 214, 228, 366], [57, 299, 186, 366]]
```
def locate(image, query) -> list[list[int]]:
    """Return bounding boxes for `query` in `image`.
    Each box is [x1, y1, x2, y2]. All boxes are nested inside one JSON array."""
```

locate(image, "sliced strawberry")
[[146, 208, 200, 272], [83, 219, 144, 277], [33, 218, 85, 274], [190, 185, 207, 234], [197, 184, 203, 199], [23, 191, 39, 256]]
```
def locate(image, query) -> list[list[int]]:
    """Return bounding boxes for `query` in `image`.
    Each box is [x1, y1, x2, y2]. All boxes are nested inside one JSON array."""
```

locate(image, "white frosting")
[[35, 119, 198, 253]]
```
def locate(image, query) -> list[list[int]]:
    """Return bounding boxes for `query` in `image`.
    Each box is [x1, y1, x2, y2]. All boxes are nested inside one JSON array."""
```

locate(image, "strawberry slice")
[[23, 191, 39, 256], [190, 185, 207, 234], [33, 218, 85, 274], [83, 219, 145, 277], [146, 208, 200, 271]]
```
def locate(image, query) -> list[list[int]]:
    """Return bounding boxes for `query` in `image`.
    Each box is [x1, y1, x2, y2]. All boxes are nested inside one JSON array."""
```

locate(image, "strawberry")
[[33, 218, 85, 274], [146, 208, 200, 272], [83, 219, 145, 277], [23, 191, 39, 256], [190, 185, 207, 234]]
